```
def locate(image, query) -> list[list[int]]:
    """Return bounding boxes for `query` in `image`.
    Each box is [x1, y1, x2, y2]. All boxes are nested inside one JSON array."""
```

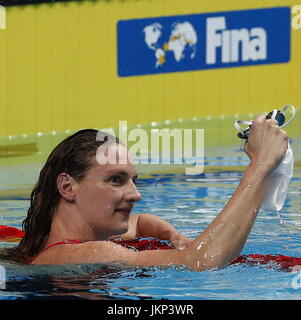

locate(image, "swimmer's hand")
[[169, 234, 193, 250], [243, 114, 288, 173], [135, 214, 192, 247]]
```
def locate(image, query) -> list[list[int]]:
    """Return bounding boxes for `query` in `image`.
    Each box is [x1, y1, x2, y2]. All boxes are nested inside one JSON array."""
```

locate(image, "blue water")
[[1, 154, 301, 300]]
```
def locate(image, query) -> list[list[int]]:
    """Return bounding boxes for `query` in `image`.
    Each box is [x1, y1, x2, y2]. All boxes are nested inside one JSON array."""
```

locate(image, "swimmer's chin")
[[109, 226, 129, 239]]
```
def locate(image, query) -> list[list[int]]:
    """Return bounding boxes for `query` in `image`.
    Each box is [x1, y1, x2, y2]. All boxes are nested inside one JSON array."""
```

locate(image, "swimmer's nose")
[[125, 180, 142, 203]]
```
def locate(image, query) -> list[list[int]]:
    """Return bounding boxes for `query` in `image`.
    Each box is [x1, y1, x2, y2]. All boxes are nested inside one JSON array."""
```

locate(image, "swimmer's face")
[[73, 143, 141, 240]]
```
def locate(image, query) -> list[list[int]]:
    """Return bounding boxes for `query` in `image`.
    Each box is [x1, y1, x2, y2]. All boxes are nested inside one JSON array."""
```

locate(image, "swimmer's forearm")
[[136, 214, 183, 241], [186, 163, 269, 271], [110, 214, 185, 244]]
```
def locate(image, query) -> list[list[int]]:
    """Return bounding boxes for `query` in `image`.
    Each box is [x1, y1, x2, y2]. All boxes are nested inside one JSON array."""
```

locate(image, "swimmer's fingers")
[[251, 113, 266, 126], [278, 128, 289, 150], [243, 113, 288, 169], [279, 128, 289, 138], [266, 118, 279, 127], [172, 237, 194, 251], [242, 140, 249, 159], [242, 114, 265, 152], [244, 113, 266, 143], [248, 114, 281, 137]]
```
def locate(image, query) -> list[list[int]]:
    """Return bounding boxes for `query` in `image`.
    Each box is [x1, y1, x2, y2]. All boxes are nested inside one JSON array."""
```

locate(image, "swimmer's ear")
[[56, 173, 77, 202]]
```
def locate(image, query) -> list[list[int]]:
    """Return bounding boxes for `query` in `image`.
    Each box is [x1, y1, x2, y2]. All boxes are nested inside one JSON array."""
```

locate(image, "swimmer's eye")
[[108, 175, 138, 186], [109, 176, 124, 185]]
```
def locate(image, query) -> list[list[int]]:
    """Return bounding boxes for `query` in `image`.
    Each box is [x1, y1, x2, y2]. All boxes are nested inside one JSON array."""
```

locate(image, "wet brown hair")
[[1, 129, 120, 263]]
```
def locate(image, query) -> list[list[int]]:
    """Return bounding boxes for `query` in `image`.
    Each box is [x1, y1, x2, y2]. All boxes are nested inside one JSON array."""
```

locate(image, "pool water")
[[1, 148, 301, 300]]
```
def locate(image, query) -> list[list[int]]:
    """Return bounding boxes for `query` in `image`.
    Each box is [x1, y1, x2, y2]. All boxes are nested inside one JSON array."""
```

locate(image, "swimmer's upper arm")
[[78, 240, 191, 269], [30, 238, 190, 268]]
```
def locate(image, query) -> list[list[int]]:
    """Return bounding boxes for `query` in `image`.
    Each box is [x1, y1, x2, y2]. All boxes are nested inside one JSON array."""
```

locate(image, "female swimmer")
[[2, 114, 288, 270]]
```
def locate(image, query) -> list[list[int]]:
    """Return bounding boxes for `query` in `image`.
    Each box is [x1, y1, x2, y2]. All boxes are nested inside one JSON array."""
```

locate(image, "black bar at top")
[[0, 0, 95, 6]]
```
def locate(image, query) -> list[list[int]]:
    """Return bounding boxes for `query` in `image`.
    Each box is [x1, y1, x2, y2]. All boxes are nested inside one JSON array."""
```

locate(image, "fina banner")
[[117, 7, 291, 77]]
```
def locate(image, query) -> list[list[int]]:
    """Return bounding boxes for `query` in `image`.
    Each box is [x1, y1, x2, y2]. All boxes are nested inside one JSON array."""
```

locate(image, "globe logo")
[[143, 21, 198, 67]]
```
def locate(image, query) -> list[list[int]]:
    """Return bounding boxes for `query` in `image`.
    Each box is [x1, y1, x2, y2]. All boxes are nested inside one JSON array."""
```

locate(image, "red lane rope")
[[1, 225, 301, 271], [231, 254, 301, 271], [0, 225, 25, 240]]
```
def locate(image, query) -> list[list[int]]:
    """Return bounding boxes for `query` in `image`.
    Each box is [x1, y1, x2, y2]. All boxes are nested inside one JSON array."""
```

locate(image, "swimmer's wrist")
[[246, 161, 273, 179]]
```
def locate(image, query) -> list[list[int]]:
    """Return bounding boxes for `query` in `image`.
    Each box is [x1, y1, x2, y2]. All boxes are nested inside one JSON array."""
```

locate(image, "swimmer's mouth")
[[115, 207, 132, 216]]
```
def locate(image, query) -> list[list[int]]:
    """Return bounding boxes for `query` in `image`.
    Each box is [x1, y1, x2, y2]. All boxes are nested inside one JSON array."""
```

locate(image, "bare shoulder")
[[31, 240, 133, 265]]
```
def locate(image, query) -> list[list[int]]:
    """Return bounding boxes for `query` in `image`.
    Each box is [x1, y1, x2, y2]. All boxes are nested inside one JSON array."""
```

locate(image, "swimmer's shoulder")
[[30, 240, 132, 265]]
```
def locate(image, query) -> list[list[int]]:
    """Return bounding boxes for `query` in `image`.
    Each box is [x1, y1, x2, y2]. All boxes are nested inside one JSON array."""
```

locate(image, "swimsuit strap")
[[29, 239, 82, 263], [42, 239, 82, 252]]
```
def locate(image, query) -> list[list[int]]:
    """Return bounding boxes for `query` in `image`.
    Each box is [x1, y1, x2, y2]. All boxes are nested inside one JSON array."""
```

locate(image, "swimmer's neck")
[[46, 200, 110, 245]]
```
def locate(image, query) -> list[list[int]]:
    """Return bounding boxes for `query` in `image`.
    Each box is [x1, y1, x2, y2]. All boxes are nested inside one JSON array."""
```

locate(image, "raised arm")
[[182, 114, 288, 269]]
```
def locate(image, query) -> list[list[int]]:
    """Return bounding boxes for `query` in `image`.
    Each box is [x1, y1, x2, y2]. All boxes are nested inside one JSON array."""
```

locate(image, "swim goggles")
[[234, 104, 296, 140]]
